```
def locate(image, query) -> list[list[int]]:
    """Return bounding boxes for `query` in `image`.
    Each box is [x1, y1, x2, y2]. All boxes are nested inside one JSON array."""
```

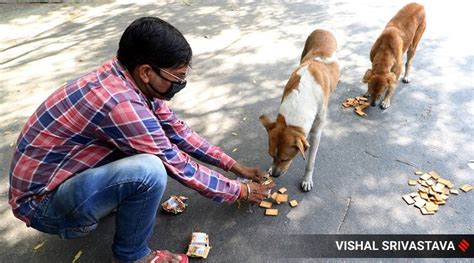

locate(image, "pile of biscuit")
[[342, 96, 370, 116], [259, 175, 298, 216], [403, 170, 473, 215]]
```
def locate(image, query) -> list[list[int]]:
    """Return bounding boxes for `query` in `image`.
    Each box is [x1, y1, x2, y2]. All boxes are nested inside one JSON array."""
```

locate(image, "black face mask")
[[149, 67, 187, 100], [151, 81, 186, 100]]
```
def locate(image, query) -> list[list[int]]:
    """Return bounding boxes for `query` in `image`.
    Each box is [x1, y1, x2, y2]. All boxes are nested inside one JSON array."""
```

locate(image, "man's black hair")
[[117, 17, 192, 72]]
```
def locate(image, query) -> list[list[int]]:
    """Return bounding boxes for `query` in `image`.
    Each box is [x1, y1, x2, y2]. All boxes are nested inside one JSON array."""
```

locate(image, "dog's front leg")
[[380, 86, 395, 109], [302, 120, 323, 191]]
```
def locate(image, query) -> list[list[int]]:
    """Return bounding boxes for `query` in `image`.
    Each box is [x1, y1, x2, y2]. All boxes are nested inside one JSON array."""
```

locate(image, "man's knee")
[[130, 154, 167, 189]]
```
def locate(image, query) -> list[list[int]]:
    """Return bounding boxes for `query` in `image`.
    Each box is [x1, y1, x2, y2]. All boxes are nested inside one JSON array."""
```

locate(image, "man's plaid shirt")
[[9, 58, 240, 225]]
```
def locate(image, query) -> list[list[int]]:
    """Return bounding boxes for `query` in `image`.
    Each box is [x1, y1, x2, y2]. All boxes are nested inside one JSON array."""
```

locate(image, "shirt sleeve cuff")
[[227, 180, 242, 203]]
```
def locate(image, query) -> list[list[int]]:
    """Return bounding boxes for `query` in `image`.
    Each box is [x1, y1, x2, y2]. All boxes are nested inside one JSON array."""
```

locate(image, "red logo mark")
[[458, 239, 470, 253]]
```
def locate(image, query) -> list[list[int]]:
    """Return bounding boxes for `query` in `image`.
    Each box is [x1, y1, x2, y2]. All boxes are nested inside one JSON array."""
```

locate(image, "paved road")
[[0, 1, 472, 262]]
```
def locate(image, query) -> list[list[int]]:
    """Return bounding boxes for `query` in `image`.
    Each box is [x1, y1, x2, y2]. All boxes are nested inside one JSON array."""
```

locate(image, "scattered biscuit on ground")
[[278, 187, 287, 194], [460, 184, 473, 193], [428, 171, 441, 180], [403, 169, 471, 215], [289, 200, 298, 207], [414, 197, 426, 209], [450, 189, 459, 195], [275, 194, 288, 203], [437, 178, 454, 189], [420, 173, 431, 180], [425, 202, 439, 212], [408, 179, 418, 186], [402, 194, 415, 205], [265, 209, 278, 216], [259, 201, 272, 209], [342, 97, 370, 116], [420, 207, 435, 215], [271, 192, 278, 200]]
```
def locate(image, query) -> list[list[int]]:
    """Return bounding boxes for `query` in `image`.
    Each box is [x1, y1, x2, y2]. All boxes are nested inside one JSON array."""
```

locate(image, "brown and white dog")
[[363, 3, 426, 109], [260, 29, 340, 191]]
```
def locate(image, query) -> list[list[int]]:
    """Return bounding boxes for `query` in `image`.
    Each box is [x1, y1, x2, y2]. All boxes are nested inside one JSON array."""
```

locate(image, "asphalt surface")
[[0, 1, 473, 262]]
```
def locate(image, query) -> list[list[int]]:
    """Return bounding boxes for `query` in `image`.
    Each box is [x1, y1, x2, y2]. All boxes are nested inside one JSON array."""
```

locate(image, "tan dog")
[[260, 29, 340, 191], [363, 3, 426, 109]]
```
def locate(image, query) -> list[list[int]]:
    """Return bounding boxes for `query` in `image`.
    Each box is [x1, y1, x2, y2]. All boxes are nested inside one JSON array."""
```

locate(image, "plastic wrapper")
[[161, 195, 188, 214], [186, 232, 211, 258]]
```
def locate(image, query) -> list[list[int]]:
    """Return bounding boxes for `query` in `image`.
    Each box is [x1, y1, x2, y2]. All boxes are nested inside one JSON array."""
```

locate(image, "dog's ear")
[[362, 69, 373, 83], [259, 115, 276, 131], [387, 72, 397, 88], [276, 114, 287, 127], [295, 136, 310, 160]]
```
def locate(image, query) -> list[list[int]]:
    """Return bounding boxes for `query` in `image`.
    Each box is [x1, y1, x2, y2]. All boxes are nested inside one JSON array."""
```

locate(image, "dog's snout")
[[272, 171, 282, 178], [271, 167, 286, 178]]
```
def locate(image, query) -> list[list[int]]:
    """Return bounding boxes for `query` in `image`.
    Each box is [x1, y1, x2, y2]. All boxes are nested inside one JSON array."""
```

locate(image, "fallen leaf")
[[242, 116, 247, 121], [34, 241, 45, 250], [232, 148, 238, 152], [231, 132, 237, 136], [72, 250, 82, 263]]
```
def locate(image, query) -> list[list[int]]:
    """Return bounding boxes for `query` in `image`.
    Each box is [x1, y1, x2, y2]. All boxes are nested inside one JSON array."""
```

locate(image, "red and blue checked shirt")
[[9, 57, 241, 225]]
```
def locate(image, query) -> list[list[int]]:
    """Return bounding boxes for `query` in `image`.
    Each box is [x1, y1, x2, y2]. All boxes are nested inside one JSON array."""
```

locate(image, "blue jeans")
[[30, 154, 167, 262]]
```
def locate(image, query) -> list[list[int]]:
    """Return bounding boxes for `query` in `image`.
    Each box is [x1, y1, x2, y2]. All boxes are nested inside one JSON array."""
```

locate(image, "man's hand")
[[230, 162, 265, 183], [239, 181, 275, 204]]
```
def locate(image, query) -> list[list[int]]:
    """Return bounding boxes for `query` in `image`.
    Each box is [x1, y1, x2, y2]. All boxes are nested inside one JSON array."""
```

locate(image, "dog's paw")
[[380, 100, 391, 109], [363, 92, 370, 98], [301, 179, 313, 192], [402, 77, 410, 83]]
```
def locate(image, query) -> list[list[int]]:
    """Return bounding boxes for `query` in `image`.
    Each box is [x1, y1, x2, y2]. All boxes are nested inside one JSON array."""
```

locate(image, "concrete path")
[[1, 1, 473, 262]]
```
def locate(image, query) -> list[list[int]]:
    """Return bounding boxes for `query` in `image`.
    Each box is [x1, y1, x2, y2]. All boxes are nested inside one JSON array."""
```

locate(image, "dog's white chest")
[[279, 65, 323, 135]]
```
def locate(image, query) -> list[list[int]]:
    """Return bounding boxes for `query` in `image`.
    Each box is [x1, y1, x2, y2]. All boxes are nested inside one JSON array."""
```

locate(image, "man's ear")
[[259, 115, 276, 131], [387, 72, 397, 88], [134, 64, 154, 84], [295, 136, 310, 160], [362, 69, 373, 83]]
